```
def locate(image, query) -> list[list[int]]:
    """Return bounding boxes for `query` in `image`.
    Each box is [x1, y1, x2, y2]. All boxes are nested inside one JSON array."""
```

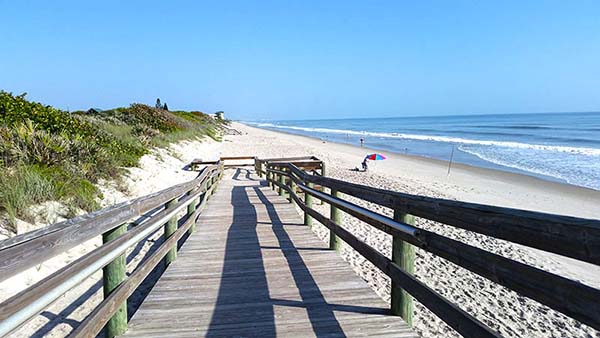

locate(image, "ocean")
[[246, 112, 600, 191]]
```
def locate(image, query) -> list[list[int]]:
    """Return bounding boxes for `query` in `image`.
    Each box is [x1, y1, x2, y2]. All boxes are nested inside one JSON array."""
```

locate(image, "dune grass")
[[0, 91, 224, 232]]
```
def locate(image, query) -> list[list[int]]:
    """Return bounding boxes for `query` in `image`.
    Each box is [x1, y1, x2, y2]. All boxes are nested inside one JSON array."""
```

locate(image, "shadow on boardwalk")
[[206, 185, 276, 337], [206, 185, 345, 337], [120, 171, 415, 338]]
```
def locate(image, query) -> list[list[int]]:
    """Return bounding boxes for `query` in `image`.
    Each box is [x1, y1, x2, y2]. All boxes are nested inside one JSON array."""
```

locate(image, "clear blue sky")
[[1, 1, 599, 120]]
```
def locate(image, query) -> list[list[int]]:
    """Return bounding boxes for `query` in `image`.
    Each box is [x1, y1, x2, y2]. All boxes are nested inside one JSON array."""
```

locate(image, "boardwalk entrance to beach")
[[120, 169, 416, 337], [4, 156, 598, 338]]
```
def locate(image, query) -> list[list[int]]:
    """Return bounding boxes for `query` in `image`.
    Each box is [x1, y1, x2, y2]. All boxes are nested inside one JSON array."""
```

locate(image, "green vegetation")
[[0, 91, 224, 232]]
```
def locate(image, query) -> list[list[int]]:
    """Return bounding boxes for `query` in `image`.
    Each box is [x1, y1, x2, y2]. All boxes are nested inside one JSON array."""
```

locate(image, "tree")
[[155, 98, 162, 109], [163, 103, 168, 111]]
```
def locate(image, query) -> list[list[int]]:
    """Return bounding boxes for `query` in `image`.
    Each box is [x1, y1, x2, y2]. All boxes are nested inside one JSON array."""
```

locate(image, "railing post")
[[210, 175, 216, 197], [102, 224, 128, 338], [288, 169, 297, 207], [391, 210, 415, 326], [256, 159, 262, 178], [304, 182, 314, 228], [329, 189, 341, 252], [273, 167, 278, 192], [187, 193, 197, 235], [211, 175, 218, 194], [278, 169, 286, 197], [205, 177, 212, 200], [320, 161, 327, 203], [276, 167, 282, 194], [164, 198, 178, 267], [267, 165, 273, 188]]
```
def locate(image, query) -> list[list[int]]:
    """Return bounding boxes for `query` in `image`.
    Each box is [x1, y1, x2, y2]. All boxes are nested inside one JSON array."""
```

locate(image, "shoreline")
[[236, 122, 600, 218], [2, 125, 597, 338], [223, 123, 600, 337], [247, 111, 600, 191], [225, 122, 600, 337], [249, 123, 596, 191]]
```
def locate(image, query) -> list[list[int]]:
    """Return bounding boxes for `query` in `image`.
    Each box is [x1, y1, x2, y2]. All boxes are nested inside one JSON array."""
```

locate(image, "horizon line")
[[240, 110, 600, 123]]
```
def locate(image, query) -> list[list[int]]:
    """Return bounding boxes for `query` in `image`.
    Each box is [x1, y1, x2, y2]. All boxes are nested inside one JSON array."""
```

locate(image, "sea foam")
[[252, 123, 600, 157]]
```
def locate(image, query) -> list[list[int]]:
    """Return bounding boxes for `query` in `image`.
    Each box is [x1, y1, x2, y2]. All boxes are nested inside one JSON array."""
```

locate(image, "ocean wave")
[[473, 125, 600, 132], [472, 125, 556, 130], [252, 123, 600, 156], [459, 145, 600, 190]]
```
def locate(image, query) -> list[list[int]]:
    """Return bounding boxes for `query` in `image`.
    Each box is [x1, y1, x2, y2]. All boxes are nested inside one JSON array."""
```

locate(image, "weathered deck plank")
[[120, 168, 417, 337]]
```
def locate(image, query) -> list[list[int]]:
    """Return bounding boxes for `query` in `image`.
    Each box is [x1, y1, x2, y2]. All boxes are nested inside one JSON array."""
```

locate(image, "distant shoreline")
[[239, 121, 600, 200]]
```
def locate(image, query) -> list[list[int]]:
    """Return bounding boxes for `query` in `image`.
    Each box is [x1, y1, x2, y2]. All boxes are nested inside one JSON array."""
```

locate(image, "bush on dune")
[[0, 120, 114, 178], [0, 91, 225, 233], [127, 103, 188, 132]]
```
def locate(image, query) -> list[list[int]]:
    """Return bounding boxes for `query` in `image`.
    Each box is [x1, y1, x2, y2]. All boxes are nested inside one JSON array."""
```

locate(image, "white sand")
[[0, 137, 221, 338], [3, 122, 599, 337], [221, 122, 600, 338]]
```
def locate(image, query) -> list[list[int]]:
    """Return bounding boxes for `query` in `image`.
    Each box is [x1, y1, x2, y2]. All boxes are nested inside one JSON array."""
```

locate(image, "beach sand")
[[2, 122, 599, 337], [220, 122, 600, 338]]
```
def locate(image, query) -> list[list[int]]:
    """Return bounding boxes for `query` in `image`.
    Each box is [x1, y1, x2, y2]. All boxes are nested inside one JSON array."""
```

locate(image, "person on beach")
[[360, 138, 364, 147], [361, 158, 368, 171]]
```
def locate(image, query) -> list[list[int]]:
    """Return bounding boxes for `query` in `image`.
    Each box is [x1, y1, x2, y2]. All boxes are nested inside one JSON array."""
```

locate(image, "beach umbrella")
[[365, 153, 387, 161]]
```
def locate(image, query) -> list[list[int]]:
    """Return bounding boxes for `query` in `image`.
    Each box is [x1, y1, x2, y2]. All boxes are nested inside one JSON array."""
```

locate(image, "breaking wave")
[[250, 122, 600, 157]]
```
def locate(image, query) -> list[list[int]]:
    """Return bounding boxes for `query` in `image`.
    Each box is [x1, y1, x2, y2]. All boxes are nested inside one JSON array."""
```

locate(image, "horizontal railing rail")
[[219, 155, 257, 161], [290, 166, 600, 265], [264, 160, 600, 338], [254, 155, 324, 179], [192, 156, 259, 169], [4, 154, 598, 338], [0, 165, 222, 281], [0, 161, 225, 337]]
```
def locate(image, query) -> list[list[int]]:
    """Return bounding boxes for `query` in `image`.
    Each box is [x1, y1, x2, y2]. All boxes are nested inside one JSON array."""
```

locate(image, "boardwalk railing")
[[1, 155, 599, 338], [263, 160, 600, 338], [0, 161, 224, 337]]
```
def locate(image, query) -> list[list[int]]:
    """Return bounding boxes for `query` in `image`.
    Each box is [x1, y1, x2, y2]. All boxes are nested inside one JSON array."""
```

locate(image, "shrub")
[[126, 103, 187, 132], [0, 91, 102, 139], [0, 92, 226, 233], [0, 120, 116, 180]]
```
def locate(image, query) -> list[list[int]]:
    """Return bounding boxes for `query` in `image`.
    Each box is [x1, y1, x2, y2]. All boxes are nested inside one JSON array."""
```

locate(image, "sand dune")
[[0, 138, 221, 338]]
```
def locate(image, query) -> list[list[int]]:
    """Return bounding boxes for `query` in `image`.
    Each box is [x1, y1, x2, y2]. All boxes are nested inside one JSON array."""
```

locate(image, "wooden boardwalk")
[[120, 168, 416, 338]]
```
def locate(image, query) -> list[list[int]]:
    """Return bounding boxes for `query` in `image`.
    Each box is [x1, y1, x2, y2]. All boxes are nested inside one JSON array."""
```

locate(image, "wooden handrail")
[[2, 155, 598, 338], [259, 155, 318, 162], [297, 181, 600, 330], [219, 155, 257, 160], [298, 190, 501, 338], [69, 186, 213, 337], [0, 161, 224, 337], [255, 156, 324, 179], [0, 165, 222, 282], [289, 165, 600, 265], [265, 161, 600, 336]]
